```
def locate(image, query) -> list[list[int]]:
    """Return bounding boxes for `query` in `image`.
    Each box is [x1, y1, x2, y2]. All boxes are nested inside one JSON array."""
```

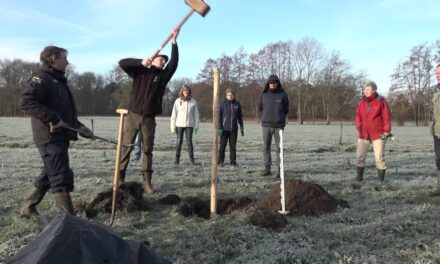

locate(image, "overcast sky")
[[1, 0, 439, 94]]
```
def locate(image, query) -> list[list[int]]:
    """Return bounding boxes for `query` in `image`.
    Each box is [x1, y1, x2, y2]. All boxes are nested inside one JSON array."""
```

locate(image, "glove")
[[171, 127, 176, 134], [380, 133, 394, 141], [78, 125, 93, 138], [49, 119, 66, 133], [217, 128, 223, 137], [194, 128, 198, 135], [240, 127, 244, 137]]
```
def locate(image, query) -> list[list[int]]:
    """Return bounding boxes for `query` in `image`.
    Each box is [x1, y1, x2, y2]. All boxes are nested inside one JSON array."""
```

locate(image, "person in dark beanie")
[[170, 84, 199, 165], [355, 81, 391, 182], [259, 74, 289, 177], [429, 65, 440, 195], [19, 45, 93, 217], [118, 28, 179, 194], [218, 88, 244, 166]]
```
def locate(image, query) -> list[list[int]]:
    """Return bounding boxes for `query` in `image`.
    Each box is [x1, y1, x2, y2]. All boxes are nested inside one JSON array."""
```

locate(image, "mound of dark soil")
[[253, 180, 349, 216], [247, 209, 288, 229], [176, 196, 255, 219], [77, 181, 149, 218]]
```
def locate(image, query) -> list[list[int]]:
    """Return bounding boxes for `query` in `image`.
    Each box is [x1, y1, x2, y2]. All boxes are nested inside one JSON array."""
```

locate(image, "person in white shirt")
[[170, 84, 200, 164]]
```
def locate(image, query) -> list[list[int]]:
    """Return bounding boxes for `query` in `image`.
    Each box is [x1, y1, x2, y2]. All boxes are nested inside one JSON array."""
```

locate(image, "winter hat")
[[267, 74, 280, 84]]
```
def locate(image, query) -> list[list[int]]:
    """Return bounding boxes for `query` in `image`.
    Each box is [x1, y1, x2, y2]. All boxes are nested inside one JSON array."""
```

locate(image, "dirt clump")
[[247, 209, 288, 230], [253, 179, 349, 216], [76, 181, 149, 218], [176, 196, 255, 219], [158, 194, 182, 205]]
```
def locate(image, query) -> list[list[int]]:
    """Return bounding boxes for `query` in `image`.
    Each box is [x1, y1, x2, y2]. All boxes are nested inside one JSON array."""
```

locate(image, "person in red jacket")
[[355, 81, 391, 182]]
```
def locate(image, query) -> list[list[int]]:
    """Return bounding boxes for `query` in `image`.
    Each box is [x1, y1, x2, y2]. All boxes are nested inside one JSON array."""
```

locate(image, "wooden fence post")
[[210, 68, 220, 217]]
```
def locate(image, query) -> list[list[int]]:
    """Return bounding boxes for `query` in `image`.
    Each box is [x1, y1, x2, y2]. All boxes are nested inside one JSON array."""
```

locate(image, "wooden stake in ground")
[[339, 122, 343, 145], [109, 108, 128, 226], [278, 129, 289, 215], [210, 67, 220, 217]]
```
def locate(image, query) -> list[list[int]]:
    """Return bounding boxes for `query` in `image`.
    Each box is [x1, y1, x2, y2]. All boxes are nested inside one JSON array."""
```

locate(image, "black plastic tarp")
[[8, 213, 171, 264]]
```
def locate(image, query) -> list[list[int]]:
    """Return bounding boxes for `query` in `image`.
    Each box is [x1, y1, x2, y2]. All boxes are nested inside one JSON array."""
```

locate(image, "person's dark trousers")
[[435, 136, 440, 170], [176, 127, 194, 161], [35, 141, 74, 193], [262, 126, 281, 167], [218, 130, 238, 164], [120, 112, 156, 176]]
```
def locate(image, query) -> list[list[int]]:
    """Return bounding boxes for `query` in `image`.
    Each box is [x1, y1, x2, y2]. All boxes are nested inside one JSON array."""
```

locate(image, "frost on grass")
[[2, 117, 440, 263]]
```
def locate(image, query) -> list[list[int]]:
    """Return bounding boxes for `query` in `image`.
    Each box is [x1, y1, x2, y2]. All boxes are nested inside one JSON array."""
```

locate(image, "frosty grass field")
[[1, 116, 440, 263]]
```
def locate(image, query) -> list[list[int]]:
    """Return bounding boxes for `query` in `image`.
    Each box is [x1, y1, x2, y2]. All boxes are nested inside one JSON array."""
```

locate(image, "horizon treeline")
[[1, 37, 439, 126]]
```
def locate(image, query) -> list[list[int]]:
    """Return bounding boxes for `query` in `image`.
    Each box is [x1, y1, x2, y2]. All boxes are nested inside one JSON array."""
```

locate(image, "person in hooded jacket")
[[19, 45, 93, 217], [170, 84, 200, 165], [217, 88, 244, 166], [429, 64, 440, 195], [118, 28, 179, 194], [355, 81, 391, 182], [259, 75, 289, 177]]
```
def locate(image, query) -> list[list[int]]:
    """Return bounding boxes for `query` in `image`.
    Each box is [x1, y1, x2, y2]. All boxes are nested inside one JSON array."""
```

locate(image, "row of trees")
[[389, 40, 440, 126], [1, 38, 439, 125]]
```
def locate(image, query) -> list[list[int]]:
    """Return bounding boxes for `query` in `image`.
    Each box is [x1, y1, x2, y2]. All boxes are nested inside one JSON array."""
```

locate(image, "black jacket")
[[19, 65, 82, 146], [218, 99, 243, 132], [258, 75, 289, 128], [119, 44, 178, 116]]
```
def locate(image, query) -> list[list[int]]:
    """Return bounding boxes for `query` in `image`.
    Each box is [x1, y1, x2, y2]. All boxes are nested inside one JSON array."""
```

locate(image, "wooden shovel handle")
[[109, 109, 128, 226]]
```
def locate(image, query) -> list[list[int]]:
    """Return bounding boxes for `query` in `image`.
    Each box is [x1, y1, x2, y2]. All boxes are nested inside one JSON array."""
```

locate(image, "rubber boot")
[[20, 187, 49, 218], [260, 165, 271, 176], [377, 169, 385, 182], [190, 158, 195, 165], [174, 155, 180, 165], [275, 165, 280, 178], [356, 167, 364, 181], [428, 170, 440, 196], [54, 192, 75, 215], [143, 172, 156, 194]]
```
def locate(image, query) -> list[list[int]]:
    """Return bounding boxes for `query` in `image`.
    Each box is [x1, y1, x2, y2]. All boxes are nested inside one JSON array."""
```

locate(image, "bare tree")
[[70, 72, 106, 115], [390, 43, 434, 126], [230, 47, 248, 100], [292, 37, 324, 124], [196, 58, 216, 85], [317, 51, 352, 124], [0, 59, 39, 116]]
